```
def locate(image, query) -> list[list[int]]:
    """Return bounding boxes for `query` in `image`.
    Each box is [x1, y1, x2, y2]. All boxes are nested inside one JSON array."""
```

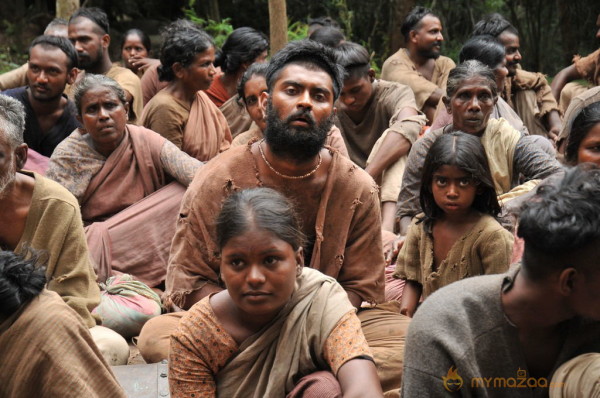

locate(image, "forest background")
[[1, 0, 599, 78]]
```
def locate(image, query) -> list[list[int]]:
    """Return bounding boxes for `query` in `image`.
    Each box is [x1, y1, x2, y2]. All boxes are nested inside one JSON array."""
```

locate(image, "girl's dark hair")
[[419, 131, 501, 230], [459, 35, 505, 69], [214, 27, 269, 76], [0, 249, 47, 318], [121, 28, 152, 54], [157, 19, 214, 82], [565, 102, 600, 164], [216, 188, 305, 251], [237, 62, 269, 103]]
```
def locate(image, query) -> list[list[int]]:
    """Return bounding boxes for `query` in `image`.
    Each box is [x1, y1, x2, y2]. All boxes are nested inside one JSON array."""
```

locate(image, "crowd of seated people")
[[1, 5, 600, 397]]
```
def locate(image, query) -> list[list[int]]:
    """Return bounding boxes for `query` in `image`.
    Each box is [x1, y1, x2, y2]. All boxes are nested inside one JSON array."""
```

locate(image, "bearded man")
[[138, 39, 410, 396], [381, 6, 455, 123]]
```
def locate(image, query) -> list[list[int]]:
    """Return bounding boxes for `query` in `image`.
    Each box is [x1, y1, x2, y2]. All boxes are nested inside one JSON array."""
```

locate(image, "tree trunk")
[[206, 0, 220, 21], [56, 0, 79, 19], [556, 0, 576, 66], [389, 0, 416, 54], [268, 0, 288, 54]]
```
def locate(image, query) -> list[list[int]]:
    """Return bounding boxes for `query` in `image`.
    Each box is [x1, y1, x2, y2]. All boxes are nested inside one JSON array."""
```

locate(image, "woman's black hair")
[[446, 60, 498, 98], [237, 62, 269, 104], [419, 131, 501, 231], [121, 28, 152, 54], [309, 26, 346, 48], [565, 102, 600, 164], [214, 27, 269, 76], [157, 19, 214, 82], [0, 249, 47, 318], [459, 35, 505, 70], [216, 188, 306, 251]]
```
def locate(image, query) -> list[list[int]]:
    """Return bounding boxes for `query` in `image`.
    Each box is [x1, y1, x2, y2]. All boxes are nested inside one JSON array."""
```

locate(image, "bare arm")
[[400, 280, 422, 318], [551, 65, 581, 101], [160, 140, 203, 186], [364, 108, 419, 181], [422, 88, 444, 123], [337, 359, 383, 398], [544, 110, 562, 143]]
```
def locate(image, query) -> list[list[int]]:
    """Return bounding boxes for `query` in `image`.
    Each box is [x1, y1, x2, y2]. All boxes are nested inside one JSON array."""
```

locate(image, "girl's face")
[[220, 225, 303, 322], [577, 122, 600, 166], [431, 165, 478, 217], [243, 75, 268, 131]]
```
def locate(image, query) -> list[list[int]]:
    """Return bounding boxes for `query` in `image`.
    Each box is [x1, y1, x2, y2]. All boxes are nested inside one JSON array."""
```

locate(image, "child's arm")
[[400, 280, 422, 318]]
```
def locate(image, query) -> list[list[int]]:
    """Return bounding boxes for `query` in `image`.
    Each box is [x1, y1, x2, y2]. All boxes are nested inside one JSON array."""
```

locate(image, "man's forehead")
[[29, 45, 69, 63], [276, 63, 334, 89], [69, 17, 103, 36]]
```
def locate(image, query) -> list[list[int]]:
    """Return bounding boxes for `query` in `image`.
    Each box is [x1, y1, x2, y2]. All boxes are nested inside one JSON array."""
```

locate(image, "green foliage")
[[287, 20, 309, 42], [184, 0, 234, 48], [333, 0, 353, 40]]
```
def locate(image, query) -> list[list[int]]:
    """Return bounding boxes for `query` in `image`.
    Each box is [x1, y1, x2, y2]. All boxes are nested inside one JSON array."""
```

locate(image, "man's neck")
[[406, 47, 433, 68], [87, 55, 113, 75], [26, 88, 65, 117], [502, 271, 574, 332], [262, 142, 322, 178]]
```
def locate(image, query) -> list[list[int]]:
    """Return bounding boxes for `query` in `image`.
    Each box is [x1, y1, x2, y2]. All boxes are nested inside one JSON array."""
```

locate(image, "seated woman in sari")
[[169, 187, 383, 397], [141, 19, 232, 161], [46, 74, 201, 287]]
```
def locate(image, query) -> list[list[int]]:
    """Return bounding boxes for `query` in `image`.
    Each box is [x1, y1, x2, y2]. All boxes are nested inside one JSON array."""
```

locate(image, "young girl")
[[169, 187, 383, 397], [394, 132, 513, 317]]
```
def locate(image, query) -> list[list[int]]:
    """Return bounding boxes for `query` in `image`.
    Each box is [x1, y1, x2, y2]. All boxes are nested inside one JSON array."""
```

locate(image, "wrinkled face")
[[180, 47, 217, 93], [220, 226, 302, 320], [79, 86, 128, 154], [243, 75, 268, 131], [27, 45, 74, 102], [338, 75, 374, 114], [431, 165, 478, 216], [413, 15, 444, 59], [577, 122, 600, 165], [446, 76, 496, 136], [493, 59, 509, 91], [262, 63, 335, 160], [68, 17, 107, 71], [0, 130, 16, 198], [121, 33, 148, 72], [498, 31, 521, 77]]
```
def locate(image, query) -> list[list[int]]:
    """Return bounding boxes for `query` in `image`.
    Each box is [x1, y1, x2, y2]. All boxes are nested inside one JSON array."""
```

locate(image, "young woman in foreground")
[[169, 187, 383, 398]]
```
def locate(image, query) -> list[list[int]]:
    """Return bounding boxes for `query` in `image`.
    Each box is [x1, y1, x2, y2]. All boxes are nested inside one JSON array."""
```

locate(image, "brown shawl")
[[216, 268, 354, 397], [182, 90, 232, 161]]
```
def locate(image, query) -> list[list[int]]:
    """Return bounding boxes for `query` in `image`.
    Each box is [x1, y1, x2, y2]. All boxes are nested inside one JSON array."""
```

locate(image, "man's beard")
[[507, 61, 519, 77], [0, 157, 16, 199], [418, 41, 442, 59], [263, 99, 333, 161]]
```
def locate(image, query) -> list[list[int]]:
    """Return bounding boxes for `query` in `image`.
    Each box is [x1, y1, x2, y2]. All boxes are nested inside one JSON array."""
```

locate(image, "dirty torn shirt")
[[164, 143, 385, 308]]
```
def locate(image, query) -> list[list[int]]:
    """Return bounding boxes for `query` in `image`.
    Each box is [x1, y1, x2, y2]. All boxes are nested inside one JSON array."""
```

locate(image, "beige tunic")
[[381, 49, 455, 110], [393, 213, 513, 298]]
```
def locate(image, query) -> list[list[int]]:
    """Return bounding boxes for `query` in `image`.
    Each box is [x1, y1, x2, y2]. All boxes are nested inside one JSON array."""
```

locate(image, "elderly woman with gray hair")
[[47, 74, 202, 289], [396, 60, 563, 237]]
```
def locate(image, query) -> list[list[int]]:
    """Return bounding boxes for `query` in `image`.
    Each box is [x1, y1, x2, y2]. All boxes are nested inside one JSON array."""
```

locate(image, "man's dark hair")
[[157, 19, 214, 82], [45, 18, 67, 32], [307, 16, 340, 30], [29, 35, 79, 70], [237, 62, 269, 103], [459, 35, 505, 69], [309, 26, 346, 48], [0, 249, 47, 318], [214, 27, 269, 76], [334, 41, 371, 80], [518, 165, 600, 278], [69, 7, 110, 35], [265, 39, 344, 100], [472, 13, 518, 38], [401, 6, 438, 41]]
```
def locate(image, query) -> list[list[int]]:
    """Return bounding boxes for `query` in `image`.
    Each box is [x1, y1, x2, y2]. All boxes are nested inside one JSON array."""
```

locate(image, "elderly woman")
[[47, 74, 201, 287], [141, 19, 231, 161], [169, 187, 383, 397], [396, 60, 562, 235], [232, 62, 349, 157]]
